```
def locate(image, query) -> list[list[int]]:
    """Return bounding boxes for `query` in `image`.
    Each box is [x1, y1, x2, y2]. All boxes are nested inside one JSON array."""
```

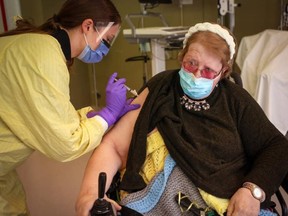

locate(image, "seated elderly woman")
[[76, 22, 288, 216]]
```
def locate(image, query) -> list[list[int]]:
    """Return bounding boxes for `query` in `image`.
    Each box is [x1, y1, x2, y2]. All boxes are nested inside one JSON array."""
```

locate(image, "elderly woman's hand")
[[75, 194, 122, 216], [226, 187, 260, 216]]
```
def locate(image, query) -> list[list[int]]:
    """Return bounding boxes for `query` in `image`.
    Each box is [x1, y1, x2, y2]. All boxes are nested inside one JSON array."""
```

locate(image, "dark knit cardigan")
[[120, 69, 288, 208]]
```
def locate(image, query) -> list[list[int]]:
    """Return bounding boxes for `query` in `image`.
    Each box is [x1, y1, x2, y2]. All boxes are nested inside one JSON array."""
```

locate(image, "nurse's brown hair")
[[0, 0, 121, 36]]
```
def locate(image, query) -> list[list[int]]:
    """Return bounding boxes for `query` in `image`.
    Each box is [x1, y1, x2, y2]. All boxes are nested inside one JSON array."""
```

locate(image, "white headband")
[[183, 22, 236, 60]]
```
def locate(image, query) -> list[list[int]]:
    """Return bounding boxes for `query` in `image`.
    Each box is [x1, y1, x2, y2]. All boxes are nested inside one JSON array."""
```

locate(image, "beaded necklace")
[[180, 94, 210, 111]]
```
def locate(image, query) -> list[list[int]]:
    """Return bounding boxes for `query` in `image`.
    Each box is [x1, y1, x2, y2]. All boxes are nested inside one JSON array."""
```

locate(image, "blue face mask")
[[179, 67, 217, 99], [77, 34, 110, 63]]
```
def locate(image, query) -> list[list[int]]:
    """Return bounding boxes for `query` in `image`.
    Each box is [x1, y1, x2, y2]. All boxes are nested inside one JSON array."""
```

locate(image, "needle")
[[114, 78, 138, 97]]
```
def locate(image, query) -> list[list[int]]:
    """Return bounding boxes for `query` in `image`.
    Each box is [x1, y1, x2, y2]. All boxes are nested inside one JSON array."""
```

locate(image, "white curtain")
[[236, 29, 288, 135]]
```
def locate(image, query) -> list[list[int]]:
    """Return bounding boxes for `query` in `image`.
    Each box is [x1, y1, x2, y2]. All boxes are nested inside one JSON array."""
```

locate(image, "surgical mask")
[[77, 34, 110, 63], [179, 67, 218, 99]]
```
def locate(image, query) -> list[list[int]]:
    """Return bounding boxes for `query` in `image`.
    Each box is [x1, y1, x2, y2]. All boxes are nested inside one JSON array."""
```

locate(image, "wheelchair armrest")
[[276, 189, 288, 216]]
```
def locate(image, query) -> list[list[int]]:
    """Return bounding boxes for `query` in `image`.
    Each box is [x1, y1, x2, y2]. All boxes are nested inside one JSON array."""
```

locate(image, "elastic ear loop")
[[83, 33, 89, 45]]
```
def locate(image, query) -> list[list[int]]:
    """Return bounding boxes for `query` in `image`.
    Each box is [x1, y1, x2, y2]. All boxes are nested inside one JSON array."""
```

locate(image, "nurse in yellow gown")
[[0, 0, 139, 215]]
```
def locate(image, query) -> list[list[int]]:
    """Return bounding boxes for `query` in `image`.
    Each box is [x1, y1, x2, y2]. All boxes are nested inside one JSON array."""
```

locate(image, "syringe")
[[114, 78, 138, 97]]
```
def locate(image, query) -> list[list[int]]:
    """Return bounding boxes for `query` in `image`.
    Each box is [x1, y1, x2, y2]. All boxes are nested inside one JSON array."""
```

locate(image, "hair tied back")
[[53, 14, 60, 23]]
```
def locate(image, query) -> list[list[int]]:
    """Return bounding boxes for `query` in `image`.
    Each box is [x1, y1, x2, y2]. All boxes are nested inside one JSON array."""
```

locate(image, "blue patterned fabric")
[[259, 209, 277, 216], [124, 155, 277, 216], [125, 155, 176, 213]]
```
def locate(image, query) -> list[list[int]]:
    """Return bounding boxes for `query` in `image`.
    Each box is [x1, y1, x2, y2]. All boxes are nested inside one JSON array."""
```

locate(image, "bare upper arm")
[[101, 87, 149, 169]]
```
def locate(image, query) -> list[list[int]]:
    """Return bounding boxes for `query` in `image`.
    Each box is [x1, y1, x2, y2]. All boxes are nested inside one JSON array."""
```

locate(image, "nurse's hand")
[[118, 98, 140, 119], [88, 72, 140, 127]]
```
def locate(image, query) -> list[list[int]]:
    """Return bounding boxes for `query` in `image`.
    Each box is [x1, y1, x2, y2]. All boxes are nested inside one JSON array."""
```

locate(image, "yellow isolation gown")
[[0, 33, 108, 215]]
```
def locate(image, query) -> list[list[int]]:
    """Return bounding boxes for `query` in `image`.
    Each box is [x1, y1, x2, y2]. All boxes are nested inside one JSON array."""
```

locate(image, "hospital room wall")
[[12, 1, 286, 216], [18, 0, 283, 109], [100, 0, 281, 109]]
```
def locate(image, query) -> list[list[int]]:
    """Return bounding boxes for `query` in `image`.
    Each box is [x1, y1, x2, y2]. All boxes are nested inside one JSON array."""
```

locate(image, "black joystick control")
[[90, 172, 115, 216]]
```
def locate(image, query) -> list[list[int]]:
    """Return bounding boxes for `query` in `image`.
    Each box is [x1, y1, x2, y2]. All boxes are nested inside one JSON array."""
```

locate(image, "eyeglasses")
[[182, 60, 222, 79]]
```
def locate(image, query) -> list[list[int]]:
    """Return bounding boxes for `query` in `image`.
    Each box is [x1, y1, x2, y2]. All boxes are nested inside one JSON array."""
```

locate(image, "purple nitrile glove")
[[97, 72, 126, 127], [87, 98, 140, 122], [86, 110, 98, 118], [118, 98, 141, 118], [86, 73, 140, 126]]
